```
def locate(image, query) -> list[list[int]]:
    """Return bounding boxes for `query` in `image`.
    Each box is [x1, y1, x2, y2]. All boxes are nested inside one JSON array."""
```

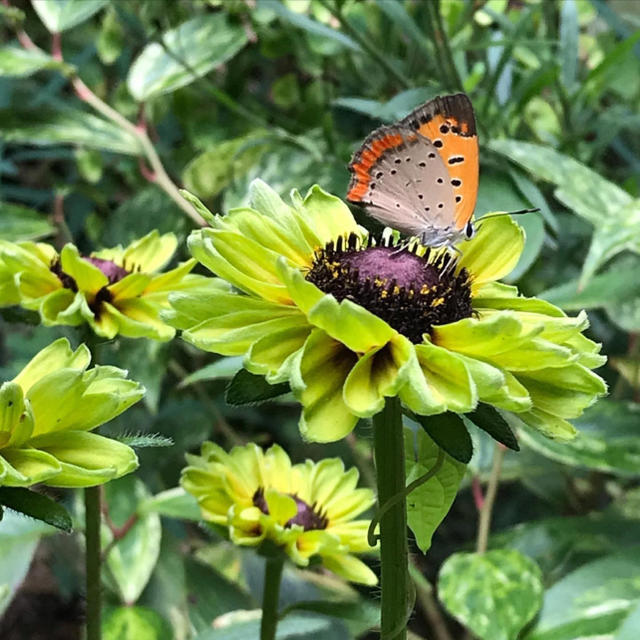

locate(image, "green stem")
[[260, 557, 285, 640], [372, 396, 408, 640], [85, 485, 102, 640]]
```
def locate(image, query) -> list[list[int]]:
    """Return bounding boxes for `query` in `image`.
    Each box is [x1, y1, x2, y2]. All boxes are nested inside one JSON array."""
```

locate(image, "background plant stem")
[[476, 443, 506, 554], [373, 396, 408, 640], [84, 486, 101, 640], [260, 556, 284, 640]]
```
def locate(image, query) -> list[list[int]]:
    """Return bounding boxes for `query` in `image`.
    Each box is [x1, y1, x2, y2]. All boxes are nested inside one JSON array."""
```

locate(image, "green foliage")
[[0, 0, 639, 638], [439, 549, 543, 640]]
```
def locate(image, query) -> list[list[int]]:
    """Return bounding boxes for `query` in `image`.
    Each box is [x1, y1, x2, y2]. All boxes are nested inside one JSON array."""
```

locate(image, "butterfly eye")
[[465, 221, 475, 239]]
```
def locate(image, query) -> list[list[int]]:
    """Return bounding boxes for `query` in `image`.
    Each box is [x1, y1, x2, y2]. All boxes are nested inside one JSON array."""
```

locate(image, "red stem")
[[472, 475, 485, 511]]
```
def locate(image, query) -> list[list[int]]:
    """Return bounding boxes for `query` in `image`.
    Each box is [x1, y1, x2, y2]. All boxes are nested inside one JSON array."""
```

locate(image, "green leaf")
[[103, 606, 172, 640], [179, 357, 244, 388], [103, 476, 162, 605], [127, 14, 248, 101], [0, 487, 72, 532], [540, 255, 640, 311], [439, 549, 543, 640], [516, 400, 640, 477], [225, 369, 290, 406], [524, 548, 640, 640], [405, 427, 466, 552], [0, 108, 141, 155], [110, 340, 168, 413], [183, 135, 268, 200], [138, 488, 201, 521], [410, 412, 473, 463], [260, 0, 361, 53], [0, 510, 54, 616], [97, 6, 124, 65], [0, 45, 70, 77], [492, 511, 640, 576], [490, 139, 639, 284], [32, 0, 107, 32], [194, 612, 333, 639], [615, 601, 640, 640], [0, 202, 55, 241], [465, 405, 519, 451], [280, 599, 379, 637], [559, 0, 579, 89]]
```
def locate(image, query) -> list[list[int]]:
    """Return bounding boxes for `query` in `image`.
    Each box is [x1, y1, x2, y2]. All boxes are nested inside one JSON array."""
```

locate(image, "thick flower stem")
[[260, 556, 284, 640], [373, 396, 408, 640], [84, 485, 102, 640]]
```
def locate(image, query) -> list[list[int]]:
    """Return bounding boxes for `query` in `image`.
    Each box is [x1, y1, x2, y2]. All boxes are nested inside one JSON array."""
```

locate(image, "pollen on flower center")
[[253, 487, 329, 531], [305, 233, 473, 343]]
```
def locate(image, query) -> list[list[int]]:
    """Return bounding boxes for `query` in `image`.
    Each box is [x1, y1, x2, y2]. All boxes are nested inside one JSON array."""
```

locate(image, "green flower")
[[166, 180, 606, 443], [0, 338, 144, 487], [182, 442, 377, 585], [0, 230, 214, 341]]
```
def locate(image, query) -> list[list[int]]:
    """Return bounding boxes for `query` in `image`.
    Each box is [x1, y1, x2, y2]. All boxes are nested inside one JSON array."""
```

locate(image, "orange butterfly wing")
[[400, 94, 479, 231]]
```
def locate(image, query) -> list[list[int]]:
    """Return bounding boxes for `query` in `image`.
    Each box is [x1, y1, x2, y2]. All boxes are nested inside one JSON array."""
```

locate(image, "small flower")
[[166, 180, 606, 443], [0, 338, 144, 488], [182, 442, 377, 585], [0, 230, 214, 341]]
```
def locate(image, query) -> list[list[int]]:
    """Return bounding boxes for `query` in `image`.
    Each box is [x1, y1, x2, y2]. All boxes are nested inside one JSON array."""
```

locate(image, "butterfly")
[[346, 93, 479, 248]]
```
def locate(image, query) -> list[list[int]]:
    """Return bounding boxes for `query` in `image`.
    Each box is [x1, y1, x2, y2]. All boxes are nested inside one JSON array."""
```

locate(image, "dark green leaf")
[[260, 0, 361, 53], [0, 108, 141, 155], [559, 0, 579, 90], [466, 405, 519, 451], [281, 599, 379, 635], [225, 369, 290, 406], [524, 548, 640, 640], [0, 202, 55, 241], [516, 400, 640, 477], [409, 411, 473, 463], [0, 487, 72, 532]]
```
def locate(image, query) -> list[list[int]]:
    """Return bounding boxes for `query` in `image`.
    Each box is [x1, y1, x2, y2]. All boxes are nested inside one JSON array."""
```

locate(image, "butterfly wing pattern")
[[347, 93, 479, 248]]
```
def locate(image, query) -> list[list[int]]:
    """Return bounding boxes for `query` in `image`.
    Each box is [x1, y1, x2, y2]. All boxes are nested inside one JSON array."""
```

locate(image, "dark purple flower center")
[[305, 233, 473, 343], [50, 256, 132, 317], [253, 488, 329, 531], [84, 257, 131, 284]]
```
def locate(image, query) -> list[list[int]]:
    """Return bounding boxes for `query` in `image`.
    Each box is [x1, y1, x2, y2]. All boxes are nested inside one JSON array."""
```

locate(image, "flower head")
[[0, 338, 144, 488], [0, 230, 214, 341], [166, 180, 606, 443], [182, 442, 376, 585]]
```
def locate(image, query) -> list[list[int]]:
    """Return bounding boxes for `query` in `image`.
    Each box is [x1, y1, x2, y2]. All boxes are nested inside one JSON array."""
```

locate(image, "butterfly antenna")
[[480, 208, 540, 221]]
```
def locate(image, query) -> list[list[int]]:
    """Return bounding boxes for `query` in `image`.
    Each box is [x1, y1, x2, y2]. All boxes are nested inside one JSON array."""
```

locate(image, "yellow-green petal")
[[321, 553, 377, 586], [292, 330, 359, 442], [343, 335, 414, 417], [31, 431, 139, 487], [14, 338, 90, 392], [121, 230, 177, 273], [458, 215, 524, 288], [60, 244, 108, 292], [1, 447, 62, 486]]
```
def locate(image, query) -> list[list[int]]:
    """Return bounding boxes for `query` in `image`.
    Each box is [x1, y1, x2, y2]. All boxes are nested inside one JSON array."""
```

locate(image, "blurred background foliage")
[[1, 0, 640, 639]]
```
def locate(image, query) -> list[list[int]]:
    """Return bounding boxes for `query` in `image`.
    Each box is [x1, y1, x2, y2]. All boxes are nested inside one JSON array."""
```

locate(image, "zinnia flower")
[[182, 442, 377, 585], [0, 230, 214, 341], [166, 180, 606, 443], [0, 338, 144, 487]]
